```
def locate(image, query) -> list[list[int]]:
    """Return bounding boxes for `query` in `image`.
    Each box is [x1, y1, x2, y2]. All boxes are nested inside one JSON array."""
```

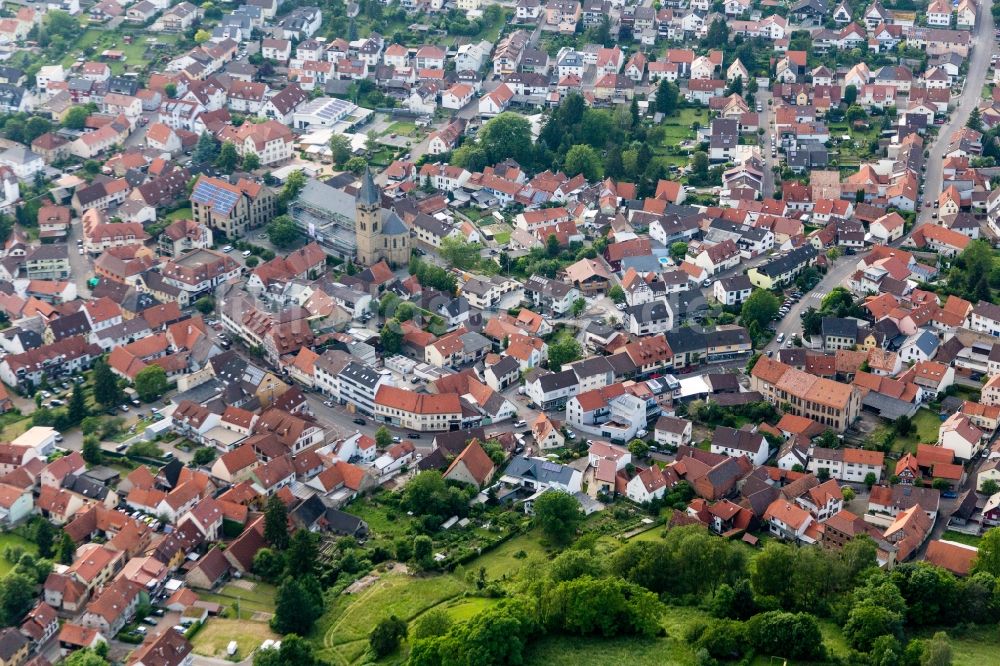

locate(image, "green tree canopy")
[[533, 491, 583, 545], [263, 494, 289, 550], [134, 365, 168, 402], [266, 215, 300, 249]]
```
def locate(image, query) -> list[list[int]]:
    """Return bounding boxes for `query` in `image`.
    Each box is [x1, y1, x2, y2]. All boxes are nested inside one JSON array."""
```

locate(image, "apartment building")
[[750, 357, 862, 431]]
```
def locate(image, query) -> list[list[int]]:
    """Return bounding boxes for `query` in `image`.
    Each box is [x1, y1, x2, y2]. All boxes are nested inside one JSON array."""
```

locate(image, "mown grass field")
[[197, 581, 277, 621], [892, 408, 944, 454], [190, 617, 278, 660]]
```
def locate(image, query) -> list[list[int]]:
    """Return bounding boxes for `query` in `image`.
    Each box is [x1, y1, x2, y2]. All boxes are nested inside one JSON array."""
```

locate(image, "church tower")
[[354, 167, 381, 266]]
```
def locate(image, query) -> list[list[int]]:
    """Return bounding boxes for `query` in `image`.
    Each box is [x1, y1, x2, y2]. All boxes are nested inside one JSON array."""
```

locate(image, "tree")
[[369, 615, 407, 658], [192, 447, 216, 466], [745, 611, 825, 661], [82, 438, 103, 466], [564, 144, 603, 180], [413, 535, 433, 568], [478, 112, 534, 166], [58, 532, 75, 565], [242, 153, 260, 171], [844, 604, 903, 652], [329, 133, 352, 165], [216, 142, 239, 171], [67, 384, 87, 425], [25, 117, 50, 143], [846, 104, 868, 124], [692, 151, 710, 178], [245, 256, 259, 268], [164, 83, 177, 99], [981, 479, 1000, 495], [549, 336, 582, 371], [534, 491, 583, 545], [842, 486, 856, 502], [345, 156, 368, 174], [63, 106, 89, 130], [263, 494, 289, 550], [894, 414, 913, 437], [571, 297, 586, 317], [655, 79, 680, 116], [280, 170, 307, 204], [705, 18, 730, 48], [252, 547, 286, 583], [380, 320, 403, 354], [0, 572, 35, 625], [193, 297, 215, 314], [266, 215, 300, 249], [194, 29, 211, 44], [32, 520, 54, 559], [546, 233, 561, 257], [608, 285, 626, 304], [194, 131, 219, 163], [413, 608, 452, 640], [968, 106, 984, 132], [920, 632, 952, 666], [740, 289, 780, 333], [285, 529, 318, 577], [375, 426, 393, 449], [670, 242, 688, 261], [62, 649, 109, 666], [974, 527, 1000, 576], [439, 236, 482, 270], [844, 84, 858, 106], [271, 575, 323, 634], [92, 357, 121, 408], [253, 635, 320, 666], [628, 439, 649, 459], [134, 365, 168, 402]]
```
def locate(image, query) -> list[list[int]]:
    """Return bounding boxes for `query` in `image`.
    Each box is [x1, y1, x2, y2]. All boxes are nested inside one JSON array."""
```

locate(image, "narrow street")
[[913, 0, 994, 231]]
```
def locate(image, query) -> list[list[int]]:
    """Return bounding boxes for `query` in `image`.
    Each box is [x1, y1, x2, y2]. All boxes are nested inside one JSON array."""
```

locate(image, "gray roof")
[[822, 317, 859, 340], [505, 455, 577, 486], [381, 211, 408, 235], [340, 361, 384, 389], [357, 167, 380, 206], [908, 329, 940, 356], [537, 369, 578, 391]]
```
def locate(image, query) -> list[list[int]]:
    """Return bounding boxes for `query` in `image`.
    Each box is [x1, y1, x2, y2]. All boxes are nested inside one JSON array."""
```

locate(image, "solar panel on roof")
[[541, 462, 562, 472], [193, 181, 239, 214]]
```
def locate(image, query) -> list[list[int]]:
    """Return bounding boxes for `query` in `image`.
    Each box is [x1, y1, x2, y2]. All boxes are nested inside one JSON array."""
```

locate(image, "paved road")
[[66, 219, 92, 299], [914, 0, 994, 231], [758, 90, 776, 199], [765, 253, 859, 353]]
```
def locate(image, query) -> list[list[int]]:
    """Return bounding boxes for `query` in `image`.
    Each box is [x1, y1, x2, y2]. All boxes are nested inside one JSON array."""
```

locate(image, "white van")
[[227, 641, 238, 656]]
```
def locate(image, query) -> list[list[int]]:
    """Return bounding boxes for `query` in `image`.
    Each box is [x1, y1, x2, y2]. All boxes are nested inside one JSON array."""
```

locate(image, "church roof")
[[382, 211, 408, 235], [357, 167, 380, 206]]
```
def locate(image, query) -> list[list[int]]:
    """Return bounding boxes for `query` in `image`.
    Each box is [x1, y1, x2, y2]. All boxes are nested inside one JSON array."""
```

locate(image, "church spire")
[[357, 166, 380, 206]]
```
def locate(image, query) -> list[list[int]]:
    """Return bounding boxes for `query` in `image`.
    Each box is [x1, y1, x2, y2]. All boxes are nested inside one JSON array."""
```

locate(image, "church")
[[354, 168, 410, 267]]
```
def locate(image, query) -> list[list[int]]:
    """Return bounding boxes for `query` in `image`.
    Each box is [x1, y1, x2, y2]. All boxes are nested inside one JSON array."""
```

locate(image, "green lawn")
[[345, 497, 418, 537], [940, 530, 982, 548], [197, 582, 277, 620], [166, 207, 192, 221], [893, 408, 943, 454], [190, 618, 278, 660], [473, 529, 549, 580], [0, 534, 38, 576], [493, 231, 511, 245], [384, 121, 418, 137]]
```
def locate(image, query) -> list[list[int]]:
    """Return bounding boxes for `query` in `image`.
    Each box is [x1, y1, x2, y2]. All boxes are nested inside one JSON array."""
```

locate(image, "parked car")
[[222, 245, 233, 253], [120, 404, 129, 412], [353, 418, 366, 426], [323, 400, 334, 407]]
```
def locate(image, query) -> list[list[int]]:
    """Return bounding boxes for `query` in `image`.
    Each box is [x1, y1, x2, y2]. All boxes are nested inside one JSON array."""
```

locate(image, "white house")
[[938, 413, 984, 460]]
